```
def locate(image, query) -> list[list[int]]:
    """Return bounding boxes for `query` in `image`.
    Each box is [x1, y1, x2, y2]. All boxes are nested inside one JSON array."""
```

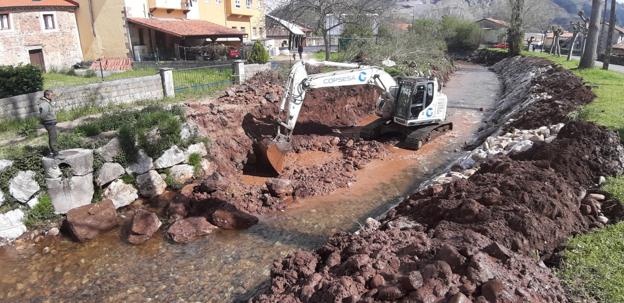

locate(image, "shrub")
[[118, 125, 139, 163], [17, 118, 39, 138], [248, 41, 270, 64], [24, 194, 58, 228], [188, 152, 202, 175], [440, 16, 481, 53], [0, 65, 44, 98]]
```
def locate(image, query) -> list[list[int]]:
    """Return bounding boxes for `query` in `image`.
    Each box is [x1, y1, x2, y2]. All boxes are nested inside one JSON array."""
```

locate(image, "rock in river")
[[64, 199, 118, 242], [127, 209, 162, 245], [167, 217, 217, 244]]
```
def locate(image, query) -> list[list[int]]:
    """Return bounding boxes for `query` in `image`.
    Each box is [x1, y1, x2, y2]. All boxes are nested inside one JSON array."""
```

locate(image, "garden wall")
[[0, 75, 164, 120]]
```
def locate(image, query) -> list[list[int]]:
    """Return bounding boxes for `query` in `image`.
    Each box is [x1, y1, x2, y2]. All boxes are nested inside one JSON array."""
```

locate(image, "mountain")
[[393, 0, 624, 30]]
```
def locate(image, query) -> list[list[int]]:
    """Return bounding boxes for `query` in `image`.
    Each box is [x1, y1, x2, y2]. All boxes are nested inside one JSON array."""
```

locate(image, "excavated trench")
[[0, 63, 499, 302]]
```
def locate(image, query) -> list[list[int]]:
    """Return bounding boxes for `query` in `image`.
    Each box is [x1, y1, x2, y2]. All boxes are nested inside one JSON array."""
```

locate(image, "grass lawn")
[[312, 50, 347, 62], [44, 68, 158, 89], [522, 51, 624, 302]]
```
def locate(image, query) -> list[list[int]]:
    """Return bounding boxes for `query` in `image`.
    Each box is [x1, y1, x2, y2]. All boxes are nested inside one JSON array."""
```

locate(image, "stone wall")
[[0, 8, 83, 71], [0, 75, 164, 120]]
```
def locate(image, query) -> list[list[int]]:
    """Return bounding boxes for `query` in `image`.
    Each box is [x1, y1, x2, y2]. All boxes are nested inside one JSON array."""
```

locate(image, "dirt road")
[[0, 63, 500, 302]]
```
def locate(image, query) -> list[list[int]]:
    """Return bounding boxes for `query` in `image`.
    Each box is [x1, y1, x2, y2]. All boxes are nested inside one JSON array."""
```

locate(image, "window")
[[240, 27, 245, 34], [232, 26, 237, 30], [259, 27, 264, 36], [215, 0, 221, 4], [246, 0, 252, 8], [0, 14, 10, 30], [43, 14, 55, 30], [253, 27, 257, 37], [235, 0, 240, 8]]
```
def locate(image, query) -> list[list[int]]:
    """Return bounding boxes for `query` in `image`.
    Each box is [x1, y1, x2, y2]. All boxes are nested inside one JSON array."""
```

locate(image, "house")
[[544, 31, 574, 50], [0, 0, 84, 71], [612, 42, 624, 56], [599, 23, 624, 55], [476, 17, 509, 45], [72, 0, 266, 62]]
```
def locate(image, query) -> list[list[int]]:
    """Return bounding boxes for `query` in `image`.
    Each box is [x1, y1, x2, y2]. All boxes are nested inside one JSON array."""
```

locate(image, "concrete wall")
[[73, 0, 131, 61], [0, 8, 83, 71], [0, 75, 163, 120], [244, 63, 271, 81]]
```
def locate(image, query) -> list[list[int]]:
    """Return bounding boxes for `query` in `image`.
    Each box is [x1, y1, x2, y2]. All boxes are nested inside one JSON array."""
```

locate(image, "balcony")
[[226, 0, 254, 16], [148, 0, 190, 13]]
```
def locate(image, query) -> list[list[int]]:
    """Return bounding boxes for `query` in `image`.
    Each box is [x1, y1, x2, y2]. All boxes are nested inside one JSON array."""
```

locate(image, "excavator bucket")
[[255, 138, 292, 175]]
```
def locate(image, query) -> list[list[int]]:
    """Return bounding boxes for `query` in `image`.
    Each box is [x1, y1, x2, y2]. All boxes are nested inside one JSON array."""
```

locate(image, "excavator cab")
[[393, 77, 439, 126]]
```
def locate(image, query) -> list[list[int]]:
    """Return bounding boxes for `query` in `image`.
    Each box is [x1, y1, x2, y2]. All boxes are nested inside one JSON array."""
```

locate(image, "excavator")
[[257, 60, 453, 174]]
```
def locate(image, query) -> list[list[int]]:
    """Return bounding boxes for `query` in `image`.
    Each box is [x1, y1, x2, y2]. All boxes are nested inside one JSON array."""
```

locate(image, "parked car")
[[494, 43, 509, 49], [227, 47, 241, 59]]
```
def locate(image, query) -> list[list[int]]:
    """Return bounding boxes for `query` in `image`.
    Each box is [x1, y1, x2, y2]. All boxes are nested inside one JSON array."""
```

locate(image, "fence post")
[[159, 68, 175, 98], [232, 59, 245, 84]]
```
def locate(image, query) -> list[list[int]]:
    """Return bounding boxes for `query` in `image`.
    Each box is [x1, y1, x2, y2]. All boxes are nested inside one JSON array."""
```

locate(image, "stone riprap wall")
[[0, 75, 163, 120], [244, 63, 272, 81]]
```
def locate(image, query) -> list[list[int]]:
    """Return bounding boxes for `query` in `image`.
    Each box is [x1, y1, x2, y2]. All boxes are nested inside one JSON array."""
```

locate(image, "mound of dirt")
[[508, 66, 595, 130], [512, 121, 624, 187]]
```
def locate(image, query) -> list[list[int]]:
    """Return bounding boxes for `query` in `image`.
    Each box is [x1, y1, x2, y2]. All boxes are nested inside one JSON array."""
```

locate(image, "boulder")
[[167, 217, 217, 244], [136, 170, 167, 198], [43, 149, 93, 177], [127, 209, 162, 245], [96, 162, 125, 186], [47, 174, 94, 214], [96, 138, 121, 162], [169, 164, 195, 184], [0, 159, 13, 173], [184, 143, 208, 161], [9, 170, 40, 203], [266, 178, 294, 198], [0, 209, 27, 240], [126, 150, 154, 175], [103, 180, 139, 209], [208, 208, 259, 230], [64, 199, 118, 242], [154, 146, 185, 169]]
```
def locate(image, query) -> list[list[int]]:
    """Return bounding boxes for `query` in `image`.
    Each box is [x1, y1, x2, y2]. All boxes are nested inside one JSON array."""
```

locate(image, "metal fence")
[[172, 64, 233, 94]]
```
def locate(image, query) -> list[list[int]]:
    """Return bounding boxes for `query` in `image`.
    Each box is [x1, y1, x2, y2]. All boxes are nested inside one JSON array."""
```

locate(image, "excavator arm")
[[258, 60, 397, 174]]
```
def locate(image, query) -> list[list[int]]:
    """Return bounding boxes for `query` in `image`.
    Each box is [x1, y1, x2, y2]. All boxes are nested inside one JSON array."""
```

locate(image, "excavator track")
[[401, 122, 453, 150]]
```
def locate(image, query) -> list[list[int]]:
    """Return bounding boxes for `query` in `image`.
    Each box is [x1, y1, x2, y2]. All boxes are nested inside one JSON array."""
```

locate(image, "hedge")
[[0, 65, 44, 98]]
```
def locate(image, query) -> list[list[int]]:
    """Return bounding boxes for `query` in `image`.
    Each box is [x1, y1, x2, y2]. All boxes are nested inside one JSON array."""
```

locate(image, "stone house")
[[0, 0, 83, 71]]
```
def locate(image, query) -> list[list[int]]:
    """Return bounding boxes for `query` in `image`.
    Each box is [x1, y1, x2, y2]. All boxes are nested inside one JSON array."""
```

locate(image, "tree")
[[603, 0, 617, 69], [549, 25, 564, 56], [248, 40, 270, 64], [579, 0, 604, 68], [507, 0, 525, 57], [275, 0, 393, 60]]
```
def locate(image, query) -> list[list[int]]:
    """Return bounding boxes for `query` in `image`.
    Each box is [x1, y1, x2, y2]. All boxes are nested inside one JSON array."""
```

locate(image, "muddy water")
[[0, 63, 499, 303]]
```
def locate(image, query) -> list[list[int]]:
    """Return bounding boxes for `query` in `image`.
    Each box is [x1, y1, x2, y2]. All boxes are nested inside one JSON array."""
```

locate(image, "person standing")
[[39, 90, 58, 157], [298, 43, 304, 60]]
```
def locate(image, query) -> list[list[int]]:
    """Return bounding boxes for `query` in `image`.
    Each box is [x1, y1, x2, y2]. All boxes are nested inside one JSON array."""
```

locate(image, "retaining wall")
[[0, 75, 164, 120]]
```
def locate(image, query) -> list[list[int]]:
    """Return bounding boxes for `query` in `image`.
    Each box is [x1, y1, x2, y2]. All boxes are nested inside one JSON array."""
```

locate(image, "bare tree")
[[275, 0, 392, 60], [507, 0, 525, 57], [579, 0, 604, 68], [549, 25, 563, 56], [567, 21, 586, 61], [603, 0, 617, 69]]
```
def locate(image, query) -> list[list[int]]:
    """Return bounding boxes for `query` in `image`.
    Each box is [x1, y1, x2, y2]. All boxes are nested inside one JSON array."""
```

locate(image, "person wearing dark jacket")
[[39, 90, 58, 157], [298, 44, 304, 60]]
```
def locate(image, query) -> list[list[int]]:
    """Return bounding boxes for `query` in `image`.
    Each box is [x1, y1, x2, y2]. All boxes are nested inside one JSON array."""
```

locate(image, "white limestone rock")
[[9, 171, 40, 203], [136, 170, 167, 198], [126, 150, 154, 175], [103, 180, 139, 209], [0, 209, 27, 240], [96, 163, 125, 186], [154, 146, 185, 169]]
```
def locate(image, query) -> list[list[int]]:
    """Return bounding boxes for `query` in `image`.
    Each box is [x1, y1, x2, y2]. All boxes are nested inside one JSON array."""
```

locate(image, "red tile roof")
[[476, 18, 510, 28], [128, 18, 246, 38], [0, 0, 78, 8]]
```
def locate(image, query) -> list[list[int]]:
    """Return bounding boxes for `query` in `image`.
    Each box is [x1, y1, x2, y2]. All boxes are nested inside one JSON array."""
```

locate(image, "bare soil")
[[250, 59, 624, 303]]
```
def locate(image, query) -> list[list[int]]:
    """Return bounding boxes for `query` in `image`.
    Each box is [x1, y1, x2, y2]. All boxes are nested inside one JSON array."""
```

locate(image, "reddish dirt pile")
[[508, 63, 595, 130], [185, 71, 387, 214], [254, 121, 624, 303]]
